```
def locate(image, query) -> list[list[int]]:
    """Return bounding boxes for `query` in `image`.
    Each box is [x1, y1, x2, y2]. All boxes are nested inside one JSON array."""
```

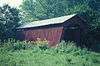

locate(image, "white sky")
[[0, 0, 23, 8]]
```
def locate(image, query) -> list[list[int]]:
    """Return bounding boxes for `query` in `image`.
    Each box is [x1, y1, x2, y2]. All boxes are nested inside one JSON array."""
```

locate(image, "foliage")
[[34, 38, 48, 50], [0, 38, 48, 51], [0, 39, 34, 51], [34, 38, 48, 46], [0, 40, 100, 66], [20, 0, 90, 21], [0, 5, 21, 40]]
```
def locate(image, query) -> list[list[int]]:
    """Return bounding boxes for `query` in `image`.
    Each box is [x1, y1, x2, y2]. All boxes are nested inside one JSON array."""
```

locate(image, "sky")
[[0, 0, 23, 8]]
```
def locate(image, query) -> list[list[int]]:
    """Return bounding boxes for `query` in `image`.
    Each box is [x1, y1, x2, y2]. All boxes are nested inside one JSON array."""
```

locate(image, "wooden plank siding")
[[20, 27, 63, 46]]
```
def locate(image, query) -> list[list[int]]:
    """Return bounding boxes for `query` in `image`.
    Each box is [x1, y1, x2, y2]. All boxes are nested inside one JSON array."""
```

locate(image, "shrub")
[[0, 40, 100, 66], [0, 38, 49, 51], [34, 38, 49, 50], [1, 39, 35, 51]]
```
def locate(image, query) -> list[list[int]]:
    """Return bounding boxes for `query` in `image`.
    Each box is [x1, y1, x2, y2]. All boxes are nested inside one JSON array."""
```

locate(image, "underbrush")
[[0, 39, 100, 66]]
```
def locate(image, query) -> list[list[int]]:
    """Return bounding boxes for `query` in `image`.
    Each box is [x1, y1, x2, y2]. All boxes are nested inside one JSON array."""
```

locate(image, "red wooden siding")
[[22, 27, 63, 46]]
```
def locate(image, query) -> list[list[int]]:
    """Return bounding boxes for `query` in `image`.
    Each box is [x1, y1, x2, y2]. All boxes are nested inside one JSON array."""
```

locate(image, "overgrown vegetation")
[[0, 40, 100, 66], [0, 5, 21, 40], [20, 0, 91, 22]]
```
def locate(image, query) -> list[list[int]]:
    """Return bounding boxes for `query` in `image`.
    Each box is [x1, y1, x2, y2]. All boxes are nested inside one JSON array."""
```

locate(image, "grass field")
[[0, 40, 100, 66]]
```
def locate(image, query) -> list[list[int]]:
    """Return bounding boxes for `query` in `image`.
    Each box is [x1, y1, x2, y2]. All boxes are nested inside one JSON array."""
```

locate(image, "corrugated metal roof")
[[18, 14, 77, 29]]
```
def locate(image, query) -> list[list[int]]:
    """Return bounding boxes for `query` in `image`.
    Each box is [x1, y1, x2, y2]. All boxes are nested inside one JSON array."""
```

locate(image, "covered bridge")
[[16, 14, 87, 46]]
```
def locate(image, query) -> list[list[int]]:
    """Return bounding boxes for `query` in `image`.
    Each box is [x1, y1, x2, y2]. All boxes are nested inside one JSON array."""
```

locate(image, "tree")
[[21, 0, 90, 22], [80, 0, 100, 31], [0, 5, 21, 40]]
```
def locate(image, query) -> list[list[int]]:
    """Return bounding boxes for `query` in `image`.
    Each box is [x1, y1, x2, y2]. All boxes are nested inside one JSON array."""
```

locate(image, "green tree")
[[79, 0, 100, 31], [0, 5, 21, 40], [21, 0, 90, 21]]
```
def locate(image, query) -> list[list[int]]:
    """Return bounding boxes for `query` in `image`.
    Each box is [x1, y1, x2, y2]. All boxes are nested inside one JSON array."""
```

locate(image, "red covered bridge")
[[16, 14, 87, 46]]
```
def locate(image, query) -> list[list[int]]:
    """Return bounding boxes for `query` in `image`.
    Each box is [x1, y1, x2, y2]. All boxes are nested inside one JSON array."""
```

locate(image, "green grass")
[[0, 40, 100, 66]]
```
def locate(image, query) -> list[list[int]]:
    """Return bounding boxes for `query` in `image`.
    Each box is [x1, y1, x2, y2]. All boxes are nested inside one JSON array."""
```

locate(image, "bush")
[[0, 38, 49, 51], [34, 38, 48, 50], [0, 39, 100, 66], [0, 39, 92, 54], [1, 39, 35, 51], [55, 41, 89, 55]]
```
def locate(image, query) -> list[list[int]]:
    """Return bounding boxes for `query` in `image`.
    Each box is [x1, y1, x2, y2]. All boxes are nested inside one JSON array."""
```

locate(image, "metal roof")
[[18, 14, 77, 29]]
